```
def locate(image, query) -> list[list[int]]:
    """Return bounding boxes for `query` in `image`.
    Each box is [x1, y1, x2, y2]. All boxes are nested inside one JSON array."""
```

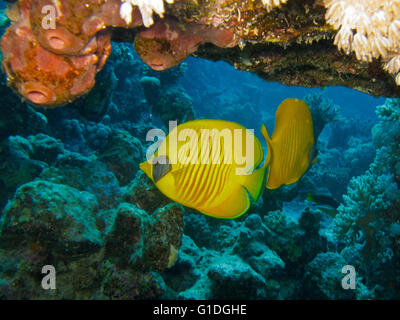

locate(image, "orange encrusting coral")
[[134, 18, 237, 70], [1, 0, 111, 107], [1, 0, 239, 106]]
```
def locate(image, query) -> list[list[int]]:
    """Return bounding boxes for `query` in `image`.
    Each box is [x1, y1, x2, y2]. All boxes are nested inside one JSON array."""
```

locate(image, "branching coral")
[[323, 0, 400, 84], [334, 98, 400, 273], [303, 93, 341, 141]]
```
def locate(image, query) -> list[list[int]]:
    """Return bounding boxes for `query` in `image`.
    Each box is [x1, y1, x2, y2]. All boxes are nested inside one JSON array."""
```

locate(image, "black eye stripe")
[[152, 155, 171, 183]]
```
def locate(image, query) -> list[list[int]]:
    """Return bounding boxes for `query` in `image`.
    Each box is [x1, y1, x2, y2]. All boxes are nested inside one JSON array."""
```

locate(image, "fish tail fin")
[[240, 164, 268, 202], [239, 123, 274, 200]]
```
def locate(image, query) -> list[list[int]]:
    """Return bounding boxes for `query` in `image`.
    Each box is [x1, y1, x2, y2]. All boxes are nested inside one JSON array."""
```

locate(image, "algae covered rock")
[[39, 159, 122, 210], [123, 171, 170, 213], [27, 134, 65, 164], [304, 252, 356, 300], [104, 202, 148, 267], [0, 180, 102, 253], [247, 243, 285, 280], [152, 87, 195, 127], [0, 136, 47, 209], [207, 255, 271, 299], [142, 203, 185, 272], [99, 129, 143, 186], [0, 180, 103, 299], [0, 178, 185, 299]]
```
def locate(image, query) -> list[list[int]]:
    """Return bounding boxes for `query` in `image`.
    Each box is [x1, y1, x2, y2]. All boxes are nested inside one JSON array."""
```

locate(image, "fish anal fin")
[[197, 187, 250, 219]]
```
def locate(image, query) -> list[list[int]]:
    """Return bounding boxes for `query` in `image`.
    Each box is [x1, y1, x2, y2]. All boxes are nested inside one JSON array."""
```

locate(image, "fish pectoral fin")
[[197, 187, 250, 219], [169, 167, 186, 183]]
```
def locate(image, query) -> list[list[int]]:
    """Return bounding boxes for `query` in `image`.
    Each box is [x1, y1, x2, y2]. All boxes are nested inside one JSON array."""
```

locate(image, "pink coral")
[[134, 18, 237, 70]]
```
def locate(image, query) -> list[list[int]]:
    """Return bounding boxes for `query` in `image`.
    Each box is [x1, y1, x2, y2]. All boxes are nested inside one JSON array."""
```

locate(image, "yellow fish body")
[[140, 119, 269, 219], [262, 98, 316, 189]]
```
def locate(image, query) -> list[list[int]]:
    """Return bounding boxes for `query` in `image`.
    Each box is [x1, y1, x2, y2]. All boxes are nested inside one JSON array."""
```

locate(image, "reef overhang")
[[2, 0, 400, 107]]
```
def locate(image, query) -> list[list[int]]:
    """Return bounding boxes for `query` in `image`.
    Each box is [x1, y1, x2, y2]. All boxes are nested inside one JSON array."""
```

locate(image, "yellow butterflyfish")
[[140, 119, 269, 219], [262, 98, 316, 189]]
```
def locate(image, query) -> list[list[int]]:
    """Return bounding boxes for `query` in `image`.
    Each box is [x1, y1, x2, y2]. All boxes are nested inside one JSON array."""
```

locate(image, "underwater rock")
[[152, 87, 195, 127], [123, 171, 170, 215], [0, 180, 102, 252], [207, 255, 274, 299], [100, 263, 166, 300], [0, 179, 185, 299], [103, 201, 185, 272], [98, 129, 143, 186], [103, 203, 148, 267], [0, 180, 103, 298], [246, 243, 285, 280], [0, 136, 47, 209], [2, 0, 400, 105], [142, 203, 184, 272], [162, 235, 201, 294], [39, 159, 122, 210], [27, 134, 65, 164], [304, 252, 356, 299], [140, 76, 161, 106]]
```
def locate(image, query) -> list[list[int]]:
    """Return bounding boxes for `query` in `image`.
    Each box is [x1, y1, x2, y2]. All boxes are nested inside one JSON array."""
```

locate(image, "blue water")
[[181, 57, 384, 121]]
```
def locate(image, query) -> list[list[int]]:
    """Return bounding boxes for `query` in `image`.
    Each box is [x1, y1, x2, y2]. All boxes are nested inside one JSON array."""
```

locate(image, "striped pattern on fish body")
[[140, 119, 268, 219]]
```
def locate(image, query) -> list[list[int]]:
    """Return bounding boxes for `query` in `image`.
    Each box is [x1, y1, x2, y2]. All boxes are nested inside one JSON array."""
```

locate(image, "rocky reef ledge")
[[2, 0, 400, 107]]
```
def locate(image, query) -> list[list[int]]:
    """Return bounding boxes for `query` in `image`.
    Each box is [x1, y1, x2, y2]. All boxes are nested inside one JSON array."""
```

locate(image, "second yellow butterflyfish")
[[261, 98, 317, 189]]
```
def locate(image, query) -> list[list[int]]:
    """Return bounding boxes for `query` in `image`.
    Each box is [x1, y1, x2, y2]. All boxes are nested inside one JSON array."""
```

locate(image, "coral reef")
[[332, 98, 400, 299], [0, 177, 184, 299], [0, 41, 191, 299], [3, 0, 400, 106], [0, 10, 398, 298], [323, 0, 400, 84]]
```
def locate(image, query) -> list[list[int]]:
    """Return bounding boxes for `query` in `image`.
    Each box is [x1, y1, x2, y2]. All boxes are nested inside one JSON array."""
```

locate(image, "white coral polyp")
[[261, 0, 288, 12], [120, 0, 175, 27], [323, 0, 400, 85]]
